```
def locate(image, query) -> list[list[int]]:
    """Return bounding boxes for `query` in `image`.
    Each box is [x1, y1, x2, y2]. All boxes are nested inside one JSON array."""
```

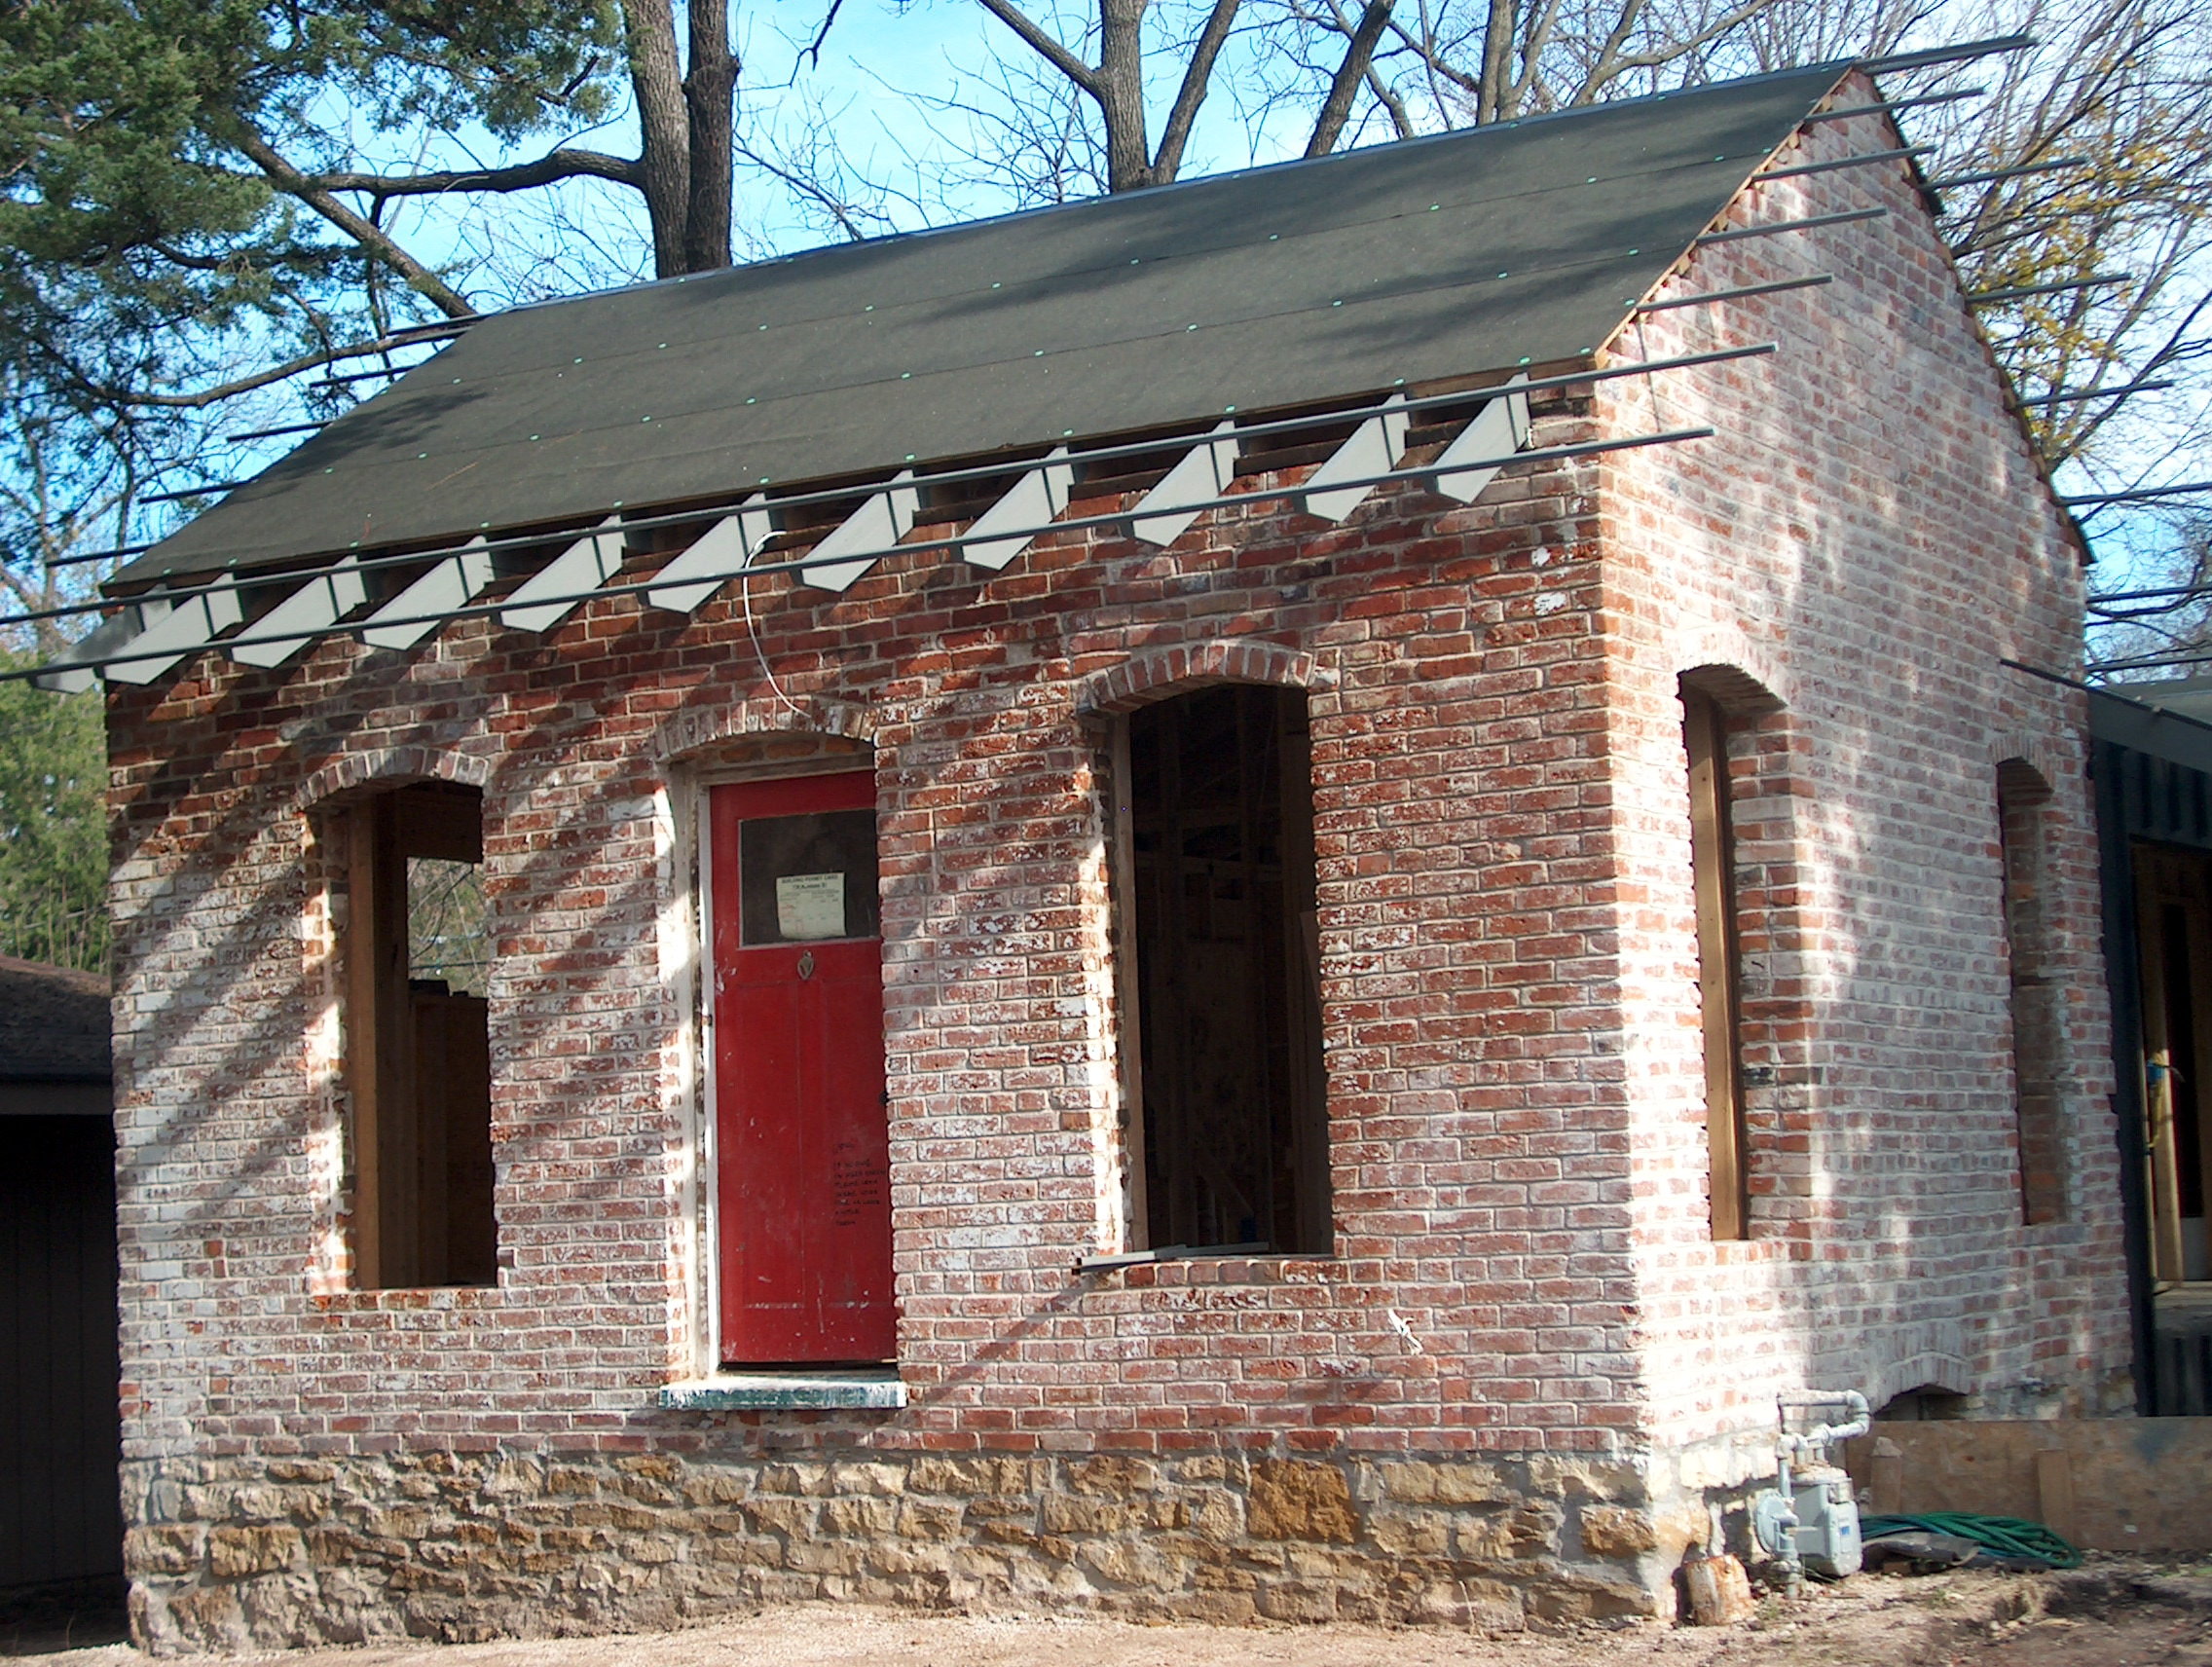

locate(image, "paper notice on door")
[[776, 872, 846, 941]]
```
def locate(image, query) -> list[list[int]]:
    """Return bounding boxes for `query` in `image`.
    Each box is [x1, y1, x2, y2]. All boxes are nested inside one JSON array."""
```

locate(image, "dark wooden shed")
[[0, 955, 122, 1597]]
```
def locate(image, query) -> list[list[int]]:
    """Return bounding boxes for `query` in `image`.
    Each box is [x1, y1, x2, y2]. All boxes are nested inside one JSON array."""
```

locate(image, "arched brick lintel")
[[1074, 638, 1331, 720], [1677, 660, 1786, 719], [1990, 730, 2064, 798], [652, 696, 875, 763], [292, 745, 491, 814]]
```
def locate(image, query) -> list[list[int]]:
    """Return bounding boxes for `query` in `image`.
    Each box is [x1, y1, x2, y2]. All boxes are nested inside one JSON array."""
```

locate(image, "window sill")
[[660, 1370, 907, 1411], [1076, 1241, 1272, 1273]]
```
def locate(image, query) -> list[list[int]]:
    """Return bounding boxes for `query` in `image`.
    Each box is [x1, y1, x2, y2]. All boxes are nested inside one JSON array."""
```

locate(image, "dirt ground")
[[5, 1562, 2208, 1667]]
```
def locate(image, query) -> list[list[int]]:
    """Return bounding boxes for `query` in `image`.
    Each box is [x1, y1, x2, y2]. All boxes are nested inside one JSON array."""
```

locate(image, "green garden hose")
[[1859, 1511, 2083, 1569]]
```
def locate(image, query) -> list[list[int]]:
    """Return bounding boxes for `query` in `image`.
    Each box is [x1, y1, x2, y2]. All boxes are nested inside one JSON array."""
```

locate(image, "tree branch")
[[304, 149, 643, 199], [227, 128, 475, 317], [977, 0, 1102, 96], [96, 329, 449, 410], [1307, 0, 1394, 155], [1153, 0, 1243, 182]]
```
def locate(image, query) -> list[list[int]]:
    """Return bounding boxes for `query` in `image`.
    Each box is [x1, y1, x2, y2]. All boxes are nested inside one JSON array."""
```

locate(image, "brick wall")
[[104, 75, 2126, 1650], [1595, 87, 2128, 1454]]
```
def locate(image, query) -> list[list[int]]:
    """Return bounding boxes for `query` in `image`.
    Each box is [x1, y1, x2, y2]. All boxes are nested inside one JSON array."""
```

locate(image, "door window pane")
[[739, 809, 879, 945]]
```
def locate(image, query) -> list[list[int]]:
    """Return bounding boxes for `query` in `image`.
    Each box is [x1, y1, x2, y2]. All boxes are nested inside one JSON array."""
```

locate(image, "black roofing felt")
[[0, 955, 112, 1083], [126, 62, 1850, 586]]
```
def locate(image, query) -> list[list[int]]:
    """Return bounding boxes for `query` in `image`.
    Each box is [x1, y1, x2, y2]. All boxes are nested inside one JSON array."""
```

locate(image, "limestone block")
[[1366, 1505, 1452, 1557], [1682, 1552, 1755, 1626], [208, 1525, 307, 1578], [124, 1524, 203, 1575], [897, 1499, 966, 1541], [1247, 1460, 1358, 1543], [747, 1497, 820, 1537], [166, 1579, 247, 1650], [266, 1461, 337, 1485], [1041, 1493, 1139, 1535], [1371, 1461, 1510, 1505], [1254, 1578, 1339, 1622], [548, 1466, 603, 1496], [1067, 1456, 1159, 1496], [1528, 1457, 1633, 1502], [785, 1537, 867, 1575], [181, 1484, 237, 1521], [1183, 1487, 1243, 1542], [1578, 1504, 1660, 1555], [1173, 1455, 1239, 1485], [682, 1468, 752, 1505], [1077, 1535, 1178, 1590], [821, 1496, 899, 1537], [758, 1463, 831, 1496], [831, 1461, 908, 1497], [908, 1457, 1040, 1497], [238, 1572, 325, 1647]]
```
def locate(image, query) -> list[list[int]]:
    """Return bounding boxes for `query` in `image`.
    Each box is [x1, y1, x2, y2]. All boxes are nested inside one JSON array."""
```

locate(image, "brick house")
[[55, 57, 2130, 1649]]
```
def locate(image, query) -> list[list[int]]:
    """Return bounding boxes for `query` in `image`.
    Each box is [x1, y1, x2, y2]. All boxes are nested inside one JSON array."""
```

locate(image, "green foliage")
[[0, 649, 107, 972], [0, 0, 624, 411]]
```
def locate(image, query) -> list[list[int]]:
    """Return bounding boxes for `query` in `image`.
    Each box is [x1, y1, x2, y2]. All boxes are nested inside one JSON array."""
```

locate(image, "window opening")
[[1681, 684, 1749, 1241], [2138, 843, 2212, 1284], [1121, 685, 1329, 1255], [337, 781, 496, 1289], [1997, 762, 2065, 1224]]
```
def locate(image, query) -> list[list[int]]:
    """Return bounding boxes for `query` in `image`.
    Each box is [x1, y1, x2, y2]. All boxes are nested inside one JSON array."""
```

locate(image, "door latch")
[[796, 949, 816, 981]]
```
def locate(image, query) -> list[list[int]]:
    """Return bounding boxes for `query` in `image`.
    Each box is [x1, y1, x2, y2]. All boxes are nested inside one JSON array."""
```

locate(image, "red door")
[[710, 771, 896, 1364]]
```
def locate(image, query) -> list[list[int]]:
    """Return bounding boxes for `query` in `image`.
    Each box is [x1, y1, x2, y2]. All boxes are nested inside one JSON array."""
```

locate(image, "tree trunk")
[[684, 0, 738, 269], [622, 0, 693, 278], [1097, 0, 1153, 190], [1476, 0, 1515, 123]]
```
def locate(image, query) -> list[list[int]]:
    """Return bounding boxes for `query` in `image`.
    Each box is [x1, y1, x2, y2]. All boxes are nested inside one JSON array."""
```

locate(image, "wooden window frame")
[[1111, 684, 1331, 1257], [336, 781, 497, 1290], [1997, 760, 2066, 1225], [1682, 685, 1750, 1241]]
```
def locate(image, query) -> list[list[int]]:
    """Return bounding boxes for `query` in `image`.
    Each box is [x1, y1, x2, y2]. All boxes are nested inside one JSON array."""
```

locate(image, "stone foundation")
[[123, 1448, 1700, 1651]]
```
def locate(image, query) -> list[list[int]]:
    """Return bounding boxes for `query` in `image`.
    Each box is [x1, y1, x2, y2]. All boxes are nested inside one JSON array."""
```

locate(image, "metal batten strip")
[[2062, 481, 2212, 507], [311, 362, 424, 387], [1696, 208, 1888, 244], [76, 344, 1776, 623], [19, 426, 1712, 685], [1970, 273, 2131, 305], [2087, 580, 2210, 606], [46, 540, 158, 572], [1756, 146, 1929, 180], [225, 421, 330, 444], [142, 481, 252, 506], [1927, 156, 2087, 191], [1803, 89, 1984, 123], [1857, 33, 2033, 74], [1639, 275, 1834, 312], [2031, 379, 2172, 406]]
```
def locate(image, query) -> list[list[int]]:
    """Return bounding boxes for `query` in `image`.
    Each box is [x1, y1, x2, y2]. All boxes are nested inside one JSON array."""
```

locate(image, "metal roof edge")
[[2088, 685, 2212, 778]]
